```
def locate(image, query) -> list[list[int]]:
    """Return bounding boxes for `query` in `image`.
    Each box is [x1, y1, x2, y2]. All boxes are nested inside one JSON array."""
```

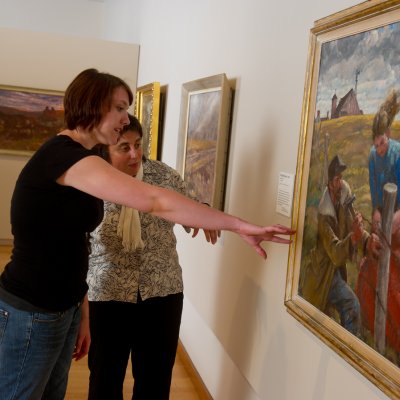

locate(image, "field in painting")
[[0, 89, 64, 153], [184, 138, 216, 204]]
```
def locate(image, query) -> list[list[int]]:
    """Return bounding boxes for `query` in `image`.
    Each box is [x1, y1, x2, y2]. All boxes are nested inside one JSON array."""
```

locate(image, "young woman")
[[0, 68, 294, 399]]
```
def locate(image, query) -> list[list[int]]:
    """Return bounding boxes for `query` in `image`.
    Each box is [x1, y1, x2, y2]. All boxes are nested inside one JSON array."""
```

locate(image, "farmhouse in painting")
[[316, 70, 364, 121], [330, 87, 363, 119], [331, 70, 363, 119]]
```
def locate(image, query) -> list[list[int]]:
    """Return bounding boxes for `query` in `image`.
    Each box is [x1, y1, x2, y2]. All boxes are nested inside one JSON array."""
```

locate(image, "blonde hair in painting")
[[372, 89, 400, 140]]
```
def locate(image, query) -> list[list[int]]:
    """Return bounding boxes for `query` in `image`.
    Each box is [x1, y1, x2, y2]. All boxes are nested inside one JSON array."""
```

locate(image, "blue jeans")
[[0, 298, 81, 400], [327, 269, 361, 336]]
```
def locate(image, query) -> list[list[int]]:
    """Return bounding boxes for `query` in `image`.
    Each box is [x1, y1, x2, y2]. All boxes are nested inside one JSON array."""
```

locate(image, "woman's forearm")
[[60, 156, 243, 231], [149, 184, 243, 232], [59, 155, 295, 258], [81, 294, 89, 320]]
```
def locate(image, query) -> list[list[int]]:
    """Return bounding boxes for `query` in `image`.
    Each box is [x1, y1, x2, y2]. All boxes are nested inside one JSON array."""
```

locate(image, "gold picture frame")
[[176, 73, 232, 210], [134, 82, 161, 160], [285, 1, 400, 398], [0, 84, 64, 156]]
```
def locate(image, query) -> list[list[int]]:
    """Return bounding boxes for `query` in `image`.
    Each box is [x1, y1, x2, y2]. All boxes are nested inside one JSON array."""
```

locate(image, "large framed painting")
[[285, 1, 400, 398], [176, 73, 232, 210], [0, 85, 64, 156], [134, 82, 161, 160]]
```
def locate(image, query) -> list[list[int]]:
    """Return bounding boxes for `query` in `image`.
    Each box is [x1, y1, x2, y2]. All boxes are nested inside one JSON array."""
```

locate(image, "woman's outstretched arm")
[[57, 155, 295, 258]]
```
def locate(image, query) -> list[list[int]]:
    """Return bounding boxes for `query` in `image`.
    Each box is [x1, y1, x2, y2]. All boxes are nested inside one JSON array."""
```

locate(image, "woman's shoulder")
[[37, 134, 89, 154], [21, 134, 97, 181], [143, 159, 183, 187], [389, 138, 400, 151], [144, 158, 180, 176]]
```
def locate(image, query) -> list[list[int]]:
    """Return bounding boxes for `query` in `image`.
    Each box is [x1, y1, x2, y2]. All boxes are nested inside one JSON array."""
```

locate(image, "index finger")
[[268, 225, 296, 235]]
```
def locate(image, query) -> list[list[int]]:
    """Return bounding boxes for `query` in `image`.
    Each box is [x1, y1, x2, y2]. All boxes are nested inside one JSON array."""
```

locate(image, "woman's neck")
[[58, 128, 97, 149]]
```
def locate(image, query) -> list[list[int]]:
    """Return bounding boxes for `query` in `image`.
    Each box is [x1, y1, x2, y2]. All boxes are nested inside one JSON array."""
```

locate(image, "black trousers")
[[88, 292, 184, 400]]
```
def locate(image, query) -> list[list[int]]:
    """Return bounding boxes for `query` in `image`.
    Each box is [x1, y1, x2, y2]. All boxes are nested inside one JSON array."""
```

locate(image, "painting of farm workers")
[[298, 20, 400, 367]]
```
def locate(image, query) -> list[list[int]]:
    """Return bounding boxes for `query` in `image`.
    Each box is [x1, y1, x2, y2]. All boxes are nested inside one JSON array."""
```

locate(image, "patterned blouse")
[[87, 159, 193, 302]]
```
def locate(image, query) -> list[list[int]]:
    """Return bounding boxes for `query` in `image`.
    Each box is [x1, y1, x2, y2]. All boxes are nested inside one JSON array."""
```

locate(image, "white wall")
[[0, 0, 141, 42], [135, 1, 390, 399], [0, 1, 392, 399], [0, 0, 140, 239]]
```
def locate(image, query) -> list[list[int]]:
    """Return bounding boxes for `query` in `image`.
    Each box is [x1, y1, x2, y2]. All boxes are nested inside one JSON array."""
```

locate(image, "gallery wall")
[[135, 1, 391, 399], [0, 0, 392, 399]]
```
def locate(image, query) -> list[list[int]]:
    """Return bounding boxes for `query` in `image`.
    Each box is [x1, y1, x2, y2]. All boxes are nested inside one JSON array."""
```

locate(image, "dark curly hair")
[[95, 114, 143, 162]]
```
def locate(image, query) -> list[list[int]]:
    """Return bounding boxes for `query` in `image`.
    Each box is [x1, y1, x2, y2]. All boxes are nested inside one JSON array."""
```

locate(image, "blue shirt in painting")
[[369, 138, 400, 209]]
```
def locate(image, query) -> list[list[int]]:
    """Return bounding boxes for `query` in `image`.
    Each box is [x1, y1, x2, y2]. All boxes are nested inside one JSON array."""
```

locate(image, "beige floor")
[[0, 246, 211, 400], [65, 346, 208, 399]]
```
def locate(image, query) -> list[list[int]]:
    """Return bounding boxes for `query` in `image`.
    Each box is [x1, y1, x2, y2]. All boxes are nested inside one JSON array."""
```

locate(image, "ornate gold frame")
[[285, 1, 400, 398], [134, 82, 161, 160]]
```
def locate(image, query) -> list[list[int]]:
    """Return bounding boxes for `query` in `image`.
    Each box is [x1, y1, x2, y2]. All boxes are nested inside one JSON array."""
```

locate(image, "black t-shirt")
[[0, 135, 104, 311]]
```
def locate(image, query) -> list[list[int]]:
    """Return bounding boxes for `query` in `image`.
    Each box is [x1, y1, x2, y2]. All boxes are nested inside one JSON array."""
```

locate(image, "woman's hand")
[[191, 228, 221, 244], [238, 223, 296, 259], [73, 295, 91, 361]]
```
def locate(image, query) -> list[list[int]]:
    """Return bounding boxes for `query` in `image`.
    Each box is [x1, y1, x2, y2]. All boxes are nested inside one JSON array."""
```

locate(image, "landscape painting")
[[184, 89, 220, 206], [0, 85, 64, 155], [176, 74, 232, 210], [285, 1, 400, 398]]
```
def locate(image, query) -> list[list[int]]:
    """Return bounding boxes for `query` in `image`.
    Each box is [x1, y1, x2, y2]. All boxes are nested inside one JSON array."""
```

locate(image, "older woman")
[[87, 115, 218, 399]]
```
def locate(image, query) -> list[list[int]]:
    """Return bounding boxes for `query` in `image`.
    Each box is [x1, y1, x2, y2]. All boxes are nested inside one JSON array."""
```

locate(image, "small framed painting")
[[134, 82, 161, 160], [176, 73, 232, 210]]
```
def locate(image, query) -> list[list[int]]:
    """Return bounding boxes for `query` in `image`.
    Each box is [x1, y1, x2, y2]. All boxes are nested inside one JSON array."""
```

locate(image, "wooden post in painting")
[[321, 133, 330, 189], [374, 182, 397, 355], [313, 114, 321, 156]]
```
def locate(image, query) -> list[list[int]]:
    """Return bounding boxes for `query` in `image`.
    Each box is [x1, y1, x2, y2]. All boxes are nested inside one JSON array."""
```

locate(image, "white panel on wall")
[[0, 27, 139, 240], [0, 0, 141, 43], [0, 27, 138, 91]]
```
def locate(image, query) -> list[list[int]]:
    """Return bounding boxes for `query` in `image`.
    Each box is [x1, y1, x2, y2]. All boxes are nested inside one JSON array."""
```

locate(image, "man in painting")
[[301, 155, 373, 336]]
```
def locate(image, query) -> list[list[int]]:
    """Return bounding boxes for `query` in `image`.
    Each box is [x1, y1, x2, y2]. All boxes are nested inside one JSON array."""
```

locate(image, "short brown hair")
[[64, 68, 133, 131]]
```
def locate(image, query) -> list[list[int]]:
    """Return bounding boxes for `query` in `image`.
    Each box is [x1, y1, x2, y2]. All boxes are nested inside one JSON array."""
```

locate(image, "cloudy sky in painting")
[[0, 89, 63, 112], [315, 21, 400, 118]]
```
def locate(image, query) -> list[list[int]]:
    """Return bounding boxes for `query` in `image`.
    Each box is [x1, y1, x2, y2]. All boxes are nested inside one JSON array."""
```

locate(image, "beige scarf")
[[117, 163, 144, 252]]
